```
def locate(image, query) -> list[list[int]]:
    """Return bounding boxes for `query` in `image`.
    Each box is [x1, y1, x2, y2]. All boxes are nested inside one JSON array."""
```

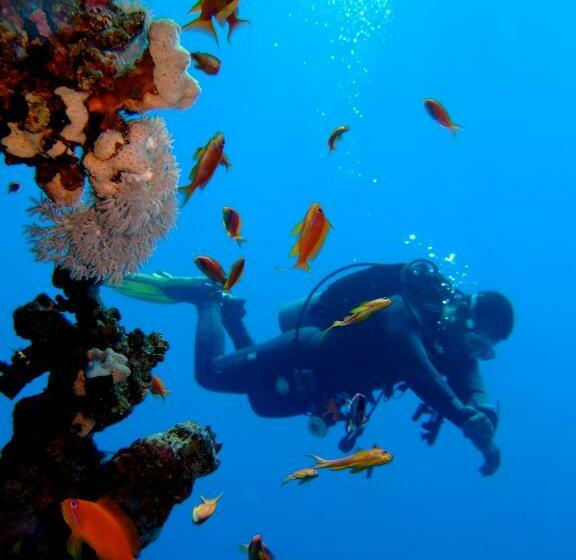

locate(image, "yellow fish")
[[324, 297, 393, 333], [192, 492, 223, 525], [280, 467, 319, 487], [309, 446, 393, 474]]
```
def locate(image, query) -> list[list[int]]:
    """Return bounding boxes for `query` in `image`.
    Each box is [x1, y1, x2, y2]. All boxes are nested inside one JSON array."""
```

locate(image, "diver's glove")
[[461, 406, 500, 475]]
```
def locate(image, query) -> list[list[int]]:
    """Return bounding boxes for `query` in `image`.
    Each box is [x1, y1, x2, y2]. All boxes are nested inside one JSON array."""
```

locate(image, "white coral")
[[124, 19, 200, 112], [26, 117, 179, 285]]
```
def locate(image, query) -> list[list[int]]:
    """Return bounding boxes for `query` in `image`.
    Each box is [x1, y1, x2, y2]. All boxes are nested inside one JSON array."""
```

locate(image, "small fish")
[[223, 257, 245, 291], [324, 297, 393, 333], [190, 51, 221, 75], [184, 0, 249, 44], [7, 181, 21, 194], [309, 445, 393, 475], [321, 398, 342, 422], [280, 467, 319, 487], [179, 132, 231, 206], [289, 203, 333, 272], [346, 393, 368, 435], [150, 374, 171, 399], [424, 98, 463, 136], [194, 256, 228, 286], [223, 207, 246, 246], [328, 125, 350, 152], [192, 492, 223, 525], [61, 497, 140, 560], [240, 534, 275, 560]]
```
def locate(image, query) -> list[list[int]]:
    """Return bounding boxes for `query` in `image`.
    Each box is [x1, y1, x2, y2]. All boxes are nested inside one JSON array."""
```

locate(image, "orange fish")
[[150, 374, 171, 399], [324, 298, 393, 334], [61, 497, 140, 560], [280, 467, 319, 487], [184, 0, 249, 44], [424, 98, 463, 136], [289, 203, 333, 272], [223, 207, 246, 246], [190, 51, 221, 75], [223, 257, 245, 291], [240, 534, 275, 560], [192, 492, 223, 525], [328, 125, 350, 152], [309, 445, 393, 475], [179, 132, 231, 206], [194, 256, 228, 286]]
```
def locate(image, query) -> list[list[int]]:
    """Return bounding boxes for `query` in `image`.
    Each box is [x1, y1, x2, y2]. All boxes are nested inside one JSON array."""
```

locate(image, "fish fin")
[[349, 466, 366, 474], [188, 0, 203, 14], [96, 497, 141, 556], [213, 491, 224, 503], [234, 236, 247, 247], [66, 533, 83, 560], [295, 261, 312, 272], [182, 16, 219, 46], [192, 505, 204, 524], [239, 544, 250, 554], [193, 147, 205, 160], [199, 495, 208, 504], [220, 153, 232, 169], [178, 185, 196, 207], [289, 240, 299, 258], [290, 220, 303, 236], [308, 454, 328, 467], [366, 467, 374, 479], [227, 15, 250, 43], [450, 122, 464, 137]]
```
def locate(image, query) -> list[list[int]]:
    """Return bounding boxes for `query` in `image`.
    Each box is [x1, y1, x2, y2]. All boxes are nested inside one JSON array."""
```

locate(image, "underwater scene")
[[0, 0, 574, 558]]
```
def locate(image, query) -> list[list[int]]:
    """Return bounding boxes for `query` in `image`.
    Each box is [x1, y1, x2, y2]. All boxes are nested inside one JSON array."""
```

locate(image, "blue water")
[[1, 0, 575, 558]]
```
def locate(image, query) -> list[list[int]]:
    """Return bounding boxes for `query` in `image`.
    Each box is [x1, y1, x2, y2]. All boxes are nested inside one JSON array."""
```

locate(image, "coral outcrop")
[[0, 269, 220, 558], [0, 1, 200, 284]]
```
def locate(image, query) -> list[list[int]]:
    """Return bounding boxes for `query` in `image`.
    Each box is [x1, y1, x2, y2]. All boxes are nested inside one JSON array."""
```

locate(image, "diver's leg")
[[220, 294, 254, 350], [194, 301, 226, 388]]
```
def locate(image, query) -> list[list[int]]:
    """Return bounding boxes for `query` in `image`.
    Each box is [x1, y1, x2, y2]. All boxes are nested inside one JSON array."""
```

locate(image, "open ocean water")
[[1, 0, 575, 558]]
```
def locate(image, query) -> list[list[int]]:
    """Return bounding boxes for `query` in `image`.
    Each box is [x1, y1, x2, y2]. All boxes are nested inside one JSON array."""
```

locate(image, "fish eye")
[[71, 500, 78, 509]]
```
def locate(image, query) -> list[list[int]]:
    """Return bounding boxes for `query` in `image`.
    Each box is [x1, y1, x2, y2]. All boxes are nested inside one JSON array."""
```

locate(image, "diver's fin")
[[110, 276, 179, 305]]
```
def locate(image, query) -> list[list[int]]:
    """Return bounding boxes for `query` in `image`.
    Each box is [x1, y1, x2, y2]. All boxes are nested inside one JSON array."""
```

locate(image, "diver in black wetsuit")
[[115, 260, 514, 475]]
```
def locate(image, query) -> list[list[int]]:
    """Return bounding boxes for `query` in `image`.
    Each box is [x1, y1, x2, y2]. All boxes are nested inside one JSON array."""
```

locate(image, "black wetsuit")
[[194, 263, 490, 430]]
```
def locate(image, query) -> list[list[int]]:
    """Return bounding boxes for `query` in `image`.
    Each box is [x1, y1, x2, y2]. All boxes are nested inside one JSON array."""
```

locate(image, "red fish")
[[223, 257, 245, 291], [192, 492, 223, 525], [424, 98, 463, 136], [223, 207, 246, 246], [289, 203, 333, 272], [184, 0, 249, 44], [179, 132, 231, 206], [150, 374, 171, 399], [194, 256, 227, 286], [328, 125, 350, 152], [240, 535, 275, 560], [61, 497, 140, 560]]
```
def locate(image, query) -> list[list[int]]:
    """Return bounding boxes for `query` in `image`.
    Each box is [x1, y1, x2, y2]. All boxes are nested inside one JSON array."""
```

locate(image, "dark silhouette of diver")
[[116, 260, 513, 476]]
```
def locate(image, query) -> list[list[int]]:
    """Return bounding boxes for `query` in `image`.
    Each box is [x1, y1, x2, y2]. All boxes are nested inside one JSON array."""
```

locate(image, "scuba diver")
[[115, 260, 514, 476]]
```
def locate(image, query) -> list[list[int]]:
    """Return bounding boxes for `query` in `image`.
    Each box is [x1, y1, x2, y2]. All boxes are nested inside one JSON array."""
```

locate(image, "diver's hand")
[[479, 441, 501, 476], [462, 407, 495, 444]]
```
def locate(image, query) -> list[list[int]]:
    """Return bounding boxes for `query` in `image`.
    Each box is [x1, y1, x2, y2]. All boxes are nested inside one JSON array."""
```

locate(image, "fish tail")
[[295, 261, 312, 272], [308, 454, 328, 467], [182, 16, 219, 45], [450, 122, 464, 137], [178, 184, 196, 207], [227, 16, 250, 43]]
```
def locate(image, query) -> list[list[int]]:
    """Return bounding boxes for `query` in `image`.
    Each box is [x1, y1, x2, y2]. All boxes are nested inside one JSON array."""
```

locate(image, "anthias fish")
[[424, 98, 463, 136], [223, 206, 246, 245], [223, 257, 245, 291], [179, 132, 231, 206], [309, 446, 393, 474], [328, 125, 350, 152], [324, 297, 393, 333], [192, 492, 223, 525], [240, 534, 275, 560], [150, 374, 171, 399], [280, 467, 319, 487], [61, 497, 140, 560], [184, 0, 249, 44], [289, 203, 333, 272], [194, 256, 228, 286], [190, 51, 221, 75]]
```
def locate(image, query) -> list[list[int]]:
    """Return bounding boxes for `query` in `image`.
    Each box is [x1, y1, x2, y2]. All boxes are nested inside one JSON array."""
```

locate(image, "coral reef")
[[0, 1, 200, 284], [0, 269, 220, 558]]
